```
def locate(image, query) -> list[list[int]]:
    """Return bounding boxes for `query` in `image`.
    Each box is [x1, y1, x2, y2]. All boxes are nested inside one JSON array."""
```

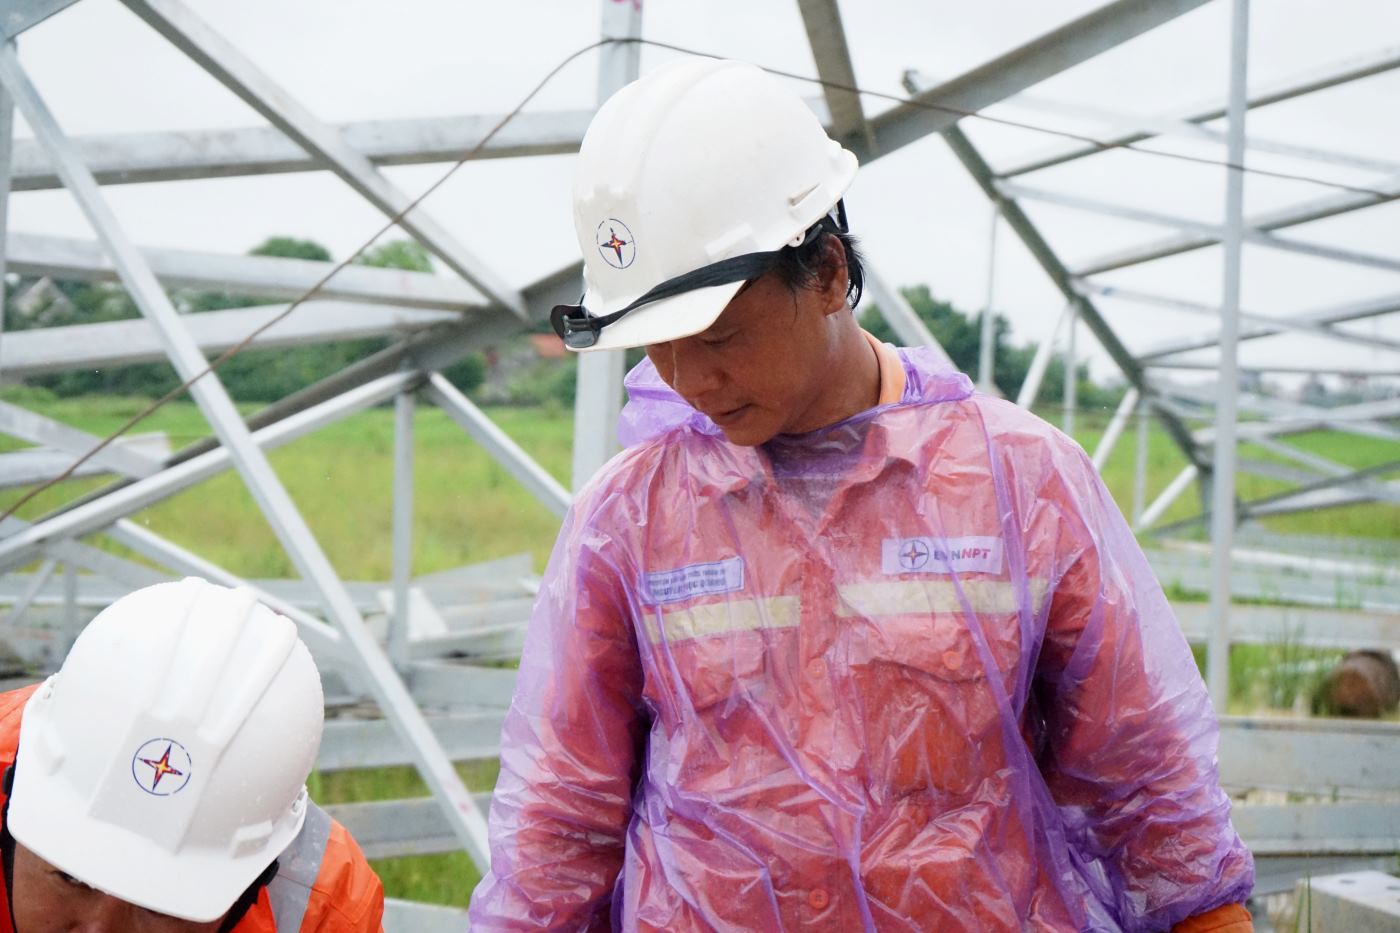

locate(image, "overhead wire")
[[2, 35, 1394, 525]]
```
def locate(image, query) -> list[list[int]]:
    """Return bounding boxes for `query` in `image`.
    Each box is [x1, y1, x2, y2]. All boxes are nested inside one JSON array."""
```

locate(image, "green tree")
[[357, 240, 432, 273]]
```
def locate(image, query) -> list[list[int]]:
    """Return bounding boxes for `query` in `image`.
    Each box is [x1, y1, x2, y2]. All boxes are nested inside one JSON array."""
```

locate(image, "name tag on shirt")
[[881, 536, 1003, 575], [642, 556, 745, 605]]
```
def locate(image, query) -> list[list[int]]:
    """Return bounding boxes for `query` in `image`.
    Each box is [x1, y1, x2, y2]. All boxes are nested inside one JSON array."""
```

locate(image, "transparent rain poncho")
[[470, 345, 1253, 932]]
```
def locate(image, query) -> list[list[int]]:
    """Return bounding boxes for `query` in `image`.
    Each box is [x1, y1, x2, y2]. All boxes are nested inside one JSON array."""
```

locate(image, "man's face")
[[11, 842, 226, 933], [644, 244, 849, 447]]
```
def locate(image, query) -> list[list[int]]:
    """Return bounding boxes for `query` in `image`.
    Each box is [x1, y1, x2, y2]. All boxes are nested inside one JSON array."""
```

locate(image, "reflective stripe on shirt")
[[267, 800, 331, 932], [644, 596, 800, 645], [836, 579, 1049, 617]]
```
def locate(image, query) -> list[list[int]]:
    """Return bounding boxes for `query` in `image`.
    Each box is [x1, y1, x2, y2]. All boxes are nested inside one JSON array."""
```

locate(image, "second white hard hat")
[[9, 577, 324, 922], [555, 57, 859, 351]]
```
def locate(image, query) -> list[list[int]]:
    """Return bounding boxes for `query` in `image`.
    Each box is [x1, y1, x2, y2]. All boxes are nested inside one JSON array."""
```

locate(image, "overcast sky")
[[8, 0, 1400, 387]]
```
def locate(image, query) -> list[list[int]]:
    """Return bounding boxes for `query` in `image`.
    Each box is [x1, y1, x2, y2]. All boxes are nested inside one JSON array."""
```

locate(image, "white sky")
[[7, 0, 1400, 386]]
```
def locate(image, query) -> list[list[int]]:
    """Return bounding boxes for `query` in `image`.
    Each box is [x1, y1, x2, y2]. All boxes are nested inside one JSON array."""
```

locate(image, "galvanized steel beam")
[[7, 110, 593, 191], [5, 232, 485, 311], [120, 0, 527, 318], [1003, 44, 1400, 178], [870, 0, 1212, 159], [935, 121, 1202, 467]]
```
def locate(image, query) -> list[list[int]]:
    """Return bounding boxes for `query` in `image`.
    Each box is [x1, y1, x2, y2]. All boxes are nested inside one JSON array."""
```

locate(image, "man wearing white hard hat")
[[0, 578, 384, 932], [472, 59, 1254, 931]]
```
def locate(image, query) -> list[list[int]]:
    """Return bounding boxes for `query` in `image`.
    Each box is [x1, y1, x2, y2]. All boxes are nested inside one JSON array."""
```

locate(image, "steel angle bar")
[[424, 372, 570, 519], [1014, 303, 1069, 409], [1148, 548, 1400, 613], [1150, 360, 1400, 377], [37, 302, 539, 526], [1002, 44, 1400, 178], [407, 660, 518, 711], [1139, 291, 1400, 362], [0, 0, 80, 41], [0, 56, 495, 862], [1233, 803, 1400, 856], [1076, 174, 1400, 277], [1090, 388, 1140, 472], [1245, 435, 1400, 506], [934, 122, 1201, 467], [0, 558, 56, 626], [321, 796, 491, 860], [861, 264, 954, 367], [5, 232, 485, 311], [1218, 716, 1400, 795], [1164, 539, 1400, 587], [1003, 92, 1400, 178], [0, 72, 11, 379], [381, 900, 471, 933], [1001, 182, 1400, 276], [869, 0, 1212, 160], [389, 387, 414, 671], [101, 521, 347, 664], [8, 110, 594, 191], [1170, 602, 1400, 653], [796, 0, 872, 152], [318, 710, 504, 772], [1244, 486, 1377, 518], [1074, 281, 1400, 355], [0, 400, 162, 478], [0, 517, 169, 594], [1239, 458, 1400, 515], [120, 0, 526, 319], [0, 371, 412, 572], [570, 0, 642, 490], [1134, 464, 1199, 532], [0, 436, 169, 489], [0, 301, 459, 380]]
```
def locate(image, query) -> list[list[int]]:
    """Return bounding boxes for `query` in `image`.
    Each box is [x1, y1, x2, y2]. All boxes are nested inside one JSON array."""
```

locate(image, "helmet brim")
[[568, 278, 749, 353]]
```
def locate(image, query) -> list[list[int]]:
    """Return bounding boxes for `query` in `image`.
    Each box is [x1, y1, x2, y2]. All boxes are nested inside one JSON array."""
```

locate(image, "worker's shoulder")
[[574, 427, 725, 513], [263, 810, 384, 932], [965, 393, 1089, 460], [0, 683, 41, 755]]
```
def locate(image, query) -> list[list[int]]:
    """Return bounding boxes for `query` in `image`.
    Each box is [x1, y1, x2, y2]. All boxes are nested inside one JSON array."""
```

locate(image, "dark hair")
[[772, 224, 865, 311]]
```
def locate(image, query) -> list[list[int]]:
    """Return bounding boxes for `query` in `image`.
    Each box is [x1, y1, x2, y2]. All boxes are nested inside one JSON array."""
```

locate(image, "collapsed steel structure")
[[0, 0, 1396, 927]]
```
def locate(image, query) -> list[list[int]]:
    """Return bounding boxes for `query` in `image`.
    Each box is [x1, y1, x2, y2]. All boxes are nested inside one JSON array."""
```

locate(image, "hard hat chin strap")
[[553, 205, 846, 350]]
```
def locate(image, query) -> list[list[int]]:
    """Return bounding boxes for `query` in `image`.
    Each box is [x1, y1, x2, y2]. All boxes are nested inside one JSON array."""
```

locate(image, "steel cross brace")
[[0, 43, 492, 864]]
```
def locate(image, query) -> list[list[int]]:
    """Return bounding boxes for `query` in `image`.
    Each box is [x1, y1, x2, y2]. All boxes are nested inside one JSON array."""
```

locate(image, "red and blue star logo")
[[131, 738, 193, 797], [595, 219, 636, 270]]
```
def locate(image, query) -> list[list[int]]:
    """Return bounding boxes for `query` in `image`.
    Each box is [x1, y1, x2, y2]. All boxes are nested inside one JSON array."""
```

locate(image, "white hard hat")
[[9, 577, 324, 922], [551, 57, 859, 351]]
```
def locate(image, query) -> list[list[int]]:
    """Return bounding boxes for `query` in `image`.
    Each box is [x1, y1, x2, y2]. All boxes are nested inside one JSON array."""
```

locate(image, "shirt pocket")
[[639, 595, 800, 713], [836, 578, 1023, 682]]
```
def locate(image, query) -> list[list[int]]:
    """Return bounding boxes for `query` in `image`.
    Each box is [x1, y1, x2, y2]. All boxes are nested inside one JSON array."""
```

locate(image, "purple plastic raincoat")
[[470, 345, 1253, 931]]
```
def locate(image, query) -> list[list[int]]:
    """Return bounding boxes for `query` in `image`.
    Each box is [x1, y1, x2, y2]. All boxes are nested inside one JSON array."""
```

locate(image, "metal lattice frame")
[[2, 0, 1397, 924]]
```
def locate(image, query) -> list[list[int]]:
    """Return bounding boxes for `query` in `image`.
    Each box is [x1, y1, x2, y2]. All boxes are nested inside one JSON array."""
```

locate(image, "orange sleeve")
[[1171, 903, 1253, 932], [301, 820, 386, 932]]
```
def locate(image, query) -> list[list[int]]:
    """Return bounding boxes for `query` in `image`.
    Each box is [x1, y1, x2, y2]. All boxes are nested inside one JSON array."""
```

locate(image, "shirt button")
[[807, 659, 826, 678], [808, 887, 829, 910], [942, 649, 963, 672]]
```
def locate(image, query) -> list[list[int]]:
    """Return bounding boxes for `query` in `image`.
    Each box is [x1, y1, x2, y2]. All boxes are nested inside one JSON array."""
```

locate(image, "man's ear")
[[817, 234, 849, 317]]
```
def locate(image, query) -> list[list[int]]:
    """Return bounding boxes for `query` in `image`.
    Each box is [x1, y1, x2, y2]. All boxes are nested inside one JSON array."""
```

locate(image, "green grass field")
[[3, 392, 1396, 905]]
